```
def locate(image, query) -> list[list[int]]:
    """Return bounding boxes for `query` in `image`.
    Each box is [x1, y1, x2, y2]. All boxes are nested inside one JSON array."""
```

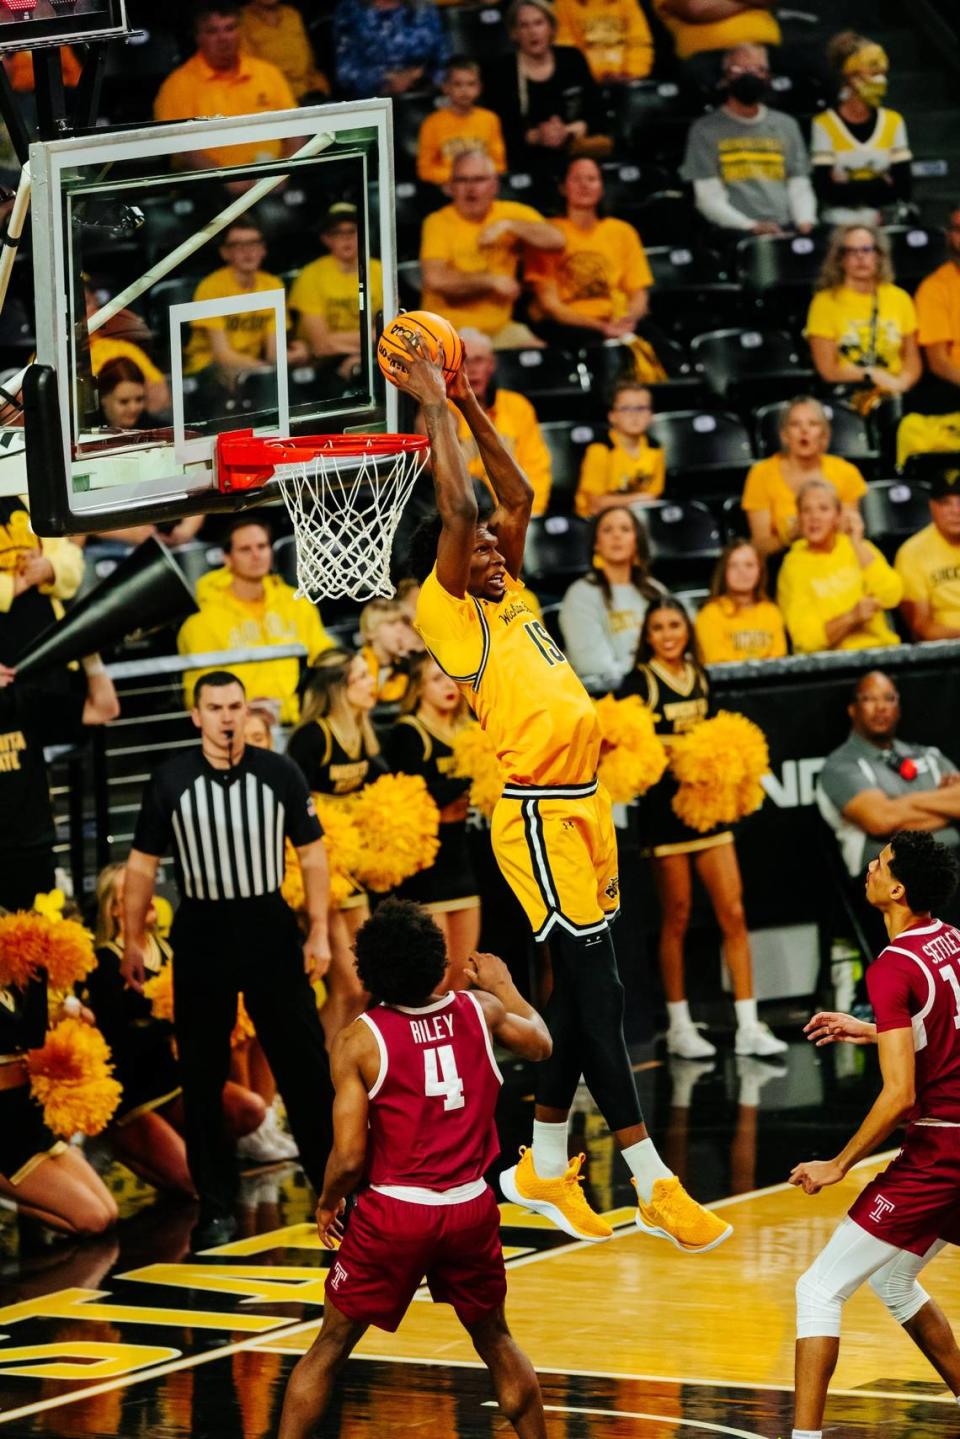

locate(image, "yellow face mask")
[[843, 42, 889, 108]]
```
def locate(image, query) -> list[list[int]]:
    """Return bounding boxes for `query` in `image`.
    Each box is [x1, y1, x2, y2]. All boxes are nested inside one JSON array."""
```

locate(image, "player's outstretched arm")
[[464, 952, 552, 1061], [448, 368, 533, 581], [389, 336, 477, 599], [315, 1024, 373, 1247], [804, 1011, 877, 1046]]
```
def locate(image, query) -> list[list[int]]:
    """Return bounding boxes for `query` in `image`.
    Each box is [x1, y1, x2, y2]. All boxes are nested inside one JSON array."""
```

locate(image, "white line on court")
[[485, 1399, 764, 1436]]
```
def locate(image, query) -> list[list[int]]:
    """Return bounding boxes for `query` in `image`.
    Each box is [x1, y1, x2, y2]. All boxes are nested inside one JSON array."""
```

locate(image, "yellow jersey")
[[652, 0, 780, 58], [184, 268, 286, 374], [239, 4, 328, 100], [452, 390, 552, 517], [895, 523, 960, 630], [776, 534, 902, 653], [420, 199, 547, 337], [288, 255, 384, 336], [529, 215, 653, 323], [153, 52, 297, 167], [741, 452, 867, 547], [694, 596, 787, 663], [416, 107, 507, 186], [805, 283, 917, 376], [916, 261, 960, 364], [575, 432, 665, 516], [415, 567, 601, 787], [554, 0, 654, 79], [90, 336, 164, 386]]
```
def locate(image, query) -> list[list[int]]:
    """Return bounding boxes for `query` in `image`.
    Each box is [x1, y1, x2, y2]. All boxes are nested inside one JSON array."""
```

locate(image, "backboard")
[[0, 0, 128, 53], [12, 98, 399, 535]]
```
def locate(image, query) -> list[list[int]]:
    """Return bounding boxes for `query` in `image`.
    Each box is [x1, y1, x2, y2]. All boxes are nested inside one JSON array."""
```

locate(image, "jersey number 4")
[[424, 1045, 465, 1111]]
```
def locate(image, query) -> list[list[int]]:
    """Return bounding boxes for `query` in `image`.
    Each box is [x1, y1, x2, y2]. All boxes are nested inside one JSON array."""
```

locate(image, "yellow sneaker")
[[633, 1176, 732, 1254], [500, 1147, 613, 1242]]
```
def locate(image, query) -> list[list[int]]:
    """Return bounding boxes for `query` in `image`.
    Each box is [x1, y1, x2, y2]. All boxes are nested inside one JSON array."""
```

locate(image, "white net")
[[273, 441, 428, 602]]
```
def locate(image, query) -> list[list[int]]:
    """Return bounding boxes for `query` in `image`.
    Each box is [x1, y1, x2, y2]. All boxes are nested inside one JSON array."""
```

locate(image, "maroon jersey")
[[360, 991, 503, 1192], [867, 918, 960, 1123]]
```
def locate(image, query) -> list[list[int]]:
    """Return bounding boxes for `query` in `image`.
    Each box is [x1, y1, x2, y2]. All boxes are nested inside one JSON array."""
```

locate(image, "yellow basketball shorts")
[[491, 779, 619, 942]]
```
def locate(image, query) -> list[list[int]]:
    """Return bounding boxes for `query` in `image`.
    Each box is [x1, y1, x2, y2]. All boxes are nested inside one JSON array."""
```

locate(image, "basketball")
[[377, 310, 464, 386]]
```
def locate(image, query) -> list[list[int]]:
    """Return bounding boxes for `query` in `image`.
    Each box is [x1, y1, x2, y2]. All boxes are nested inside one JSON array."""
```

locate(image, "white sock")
[[622, 1137, 673, 1203], [667, 1000, 692, 1031], [735, 997, 758, 1030], [531, 1120, 569, 1179]]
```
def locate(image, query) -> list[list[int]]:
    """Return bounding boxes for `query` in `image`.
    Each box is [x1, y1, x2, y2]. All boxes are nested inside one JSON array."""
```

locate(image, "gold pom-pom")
[[283, 797, 365, 912], [350, 774, 441, 891], [450, 722, 504, 818], [594, 695, 668, 803], [42, 918, 97, 991], [143, 964, 175, 1023], [669, 711, 769, 833], [0, 913, 50, 989], [0, 908, 96, 993], [27, 1018, 122, 1137]]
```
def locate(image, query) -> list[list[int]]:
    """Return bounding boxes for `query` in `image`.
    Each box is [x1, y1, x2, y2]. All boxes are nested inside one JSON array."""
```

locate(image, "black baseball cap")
[[320, 202, 358, 232], [931, 467, 960, 500]]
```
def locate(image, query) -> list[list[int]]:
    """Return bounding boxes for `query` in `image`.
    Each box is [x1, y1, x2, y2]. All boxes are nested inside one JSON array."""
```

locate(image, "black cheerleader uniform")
[[620, 659, 733, 858], [0, 975, 66, 1184], [83, 936, 181, 1127], [383, 715, 479, 913]]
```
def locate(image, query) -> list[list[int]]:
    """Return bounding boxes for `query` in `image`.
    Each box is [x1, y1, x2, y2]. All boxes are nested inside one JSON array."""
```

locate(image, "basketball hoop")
[[215, 431, 430, 603]]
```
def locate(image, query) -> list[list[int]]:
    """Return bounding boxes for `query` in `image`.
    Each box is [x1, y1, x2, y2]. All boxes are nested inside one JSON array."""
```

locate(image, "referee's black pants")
[[171, 894, 333, 1221]]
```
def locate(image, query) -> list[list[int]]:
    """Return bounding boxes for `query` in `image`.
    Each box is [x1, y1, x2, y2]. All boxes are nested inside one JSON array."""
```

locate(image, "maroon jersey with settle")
[[867, 918, 960, 1123], [360, 991, 503, 1192]]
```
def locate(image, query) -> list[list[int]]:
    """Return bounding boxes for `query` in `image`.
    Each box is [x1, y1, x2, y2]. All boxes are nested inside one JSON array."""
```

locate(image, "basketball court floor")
[[1, 1027, 956, 1437]]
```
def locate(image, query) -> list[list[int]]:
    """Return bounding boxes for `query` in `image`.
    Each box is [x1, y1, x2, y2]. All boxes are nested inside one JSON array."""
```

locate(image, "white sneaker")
[[237, 1112, 299, 1163], [666, 1024, 717, 1059], [735, 1021, 788, 1057]]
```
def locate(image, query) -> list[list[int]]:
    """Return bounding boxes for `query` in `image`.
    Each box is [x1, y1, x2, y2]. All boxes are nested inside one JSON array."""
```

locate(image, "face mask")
[[850, 73, 888, 107], [726, 73, 767, 104]]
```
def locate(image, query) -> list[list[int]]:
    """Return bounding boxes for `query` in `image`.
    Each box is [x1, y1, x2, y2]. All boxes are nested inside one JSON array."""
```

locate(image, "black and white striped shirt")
[[132, 747, 322, 902]]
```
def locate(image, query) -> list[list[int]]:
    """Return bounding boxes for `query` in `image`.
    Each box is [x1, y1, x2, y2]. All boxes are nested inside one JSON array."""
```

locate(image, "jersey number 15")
[[424, 1045, 465, 1111]]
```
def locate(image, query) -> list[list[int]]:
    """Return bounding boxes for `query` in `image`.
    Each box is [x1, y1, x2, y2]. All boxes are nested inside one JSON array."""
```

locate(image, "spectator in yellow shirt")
[[417, 58, 506, 187], [178, 518, 333, 722], [419, 148, 564, 348], [0, 496, 85, 666], [184, 220, 306, 383], [914, 208, 960, 404], [288, 203, 384, 387], [154, 3, 299, 174], [575, 382, 665, 516], [529, 156, 655, 353], [554, 0, 654, 81], [451, 330, 553, 515], [358, 598, 422, 703], [741, 395, 867, 556], [84, 282, 171, 416], [653, 0, 780, 65], [240, 0, 329, 100], [895, 469, 960, 642], [806, 223, 921, 400], [695, 540, 786, 663], [776, 480, 902, 653]]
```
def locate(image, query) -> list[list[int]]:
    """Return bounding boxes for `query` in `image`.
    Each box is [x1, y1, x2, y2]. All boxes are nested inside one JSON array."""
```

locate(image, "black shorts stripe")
[[521, 798, 559, 916]]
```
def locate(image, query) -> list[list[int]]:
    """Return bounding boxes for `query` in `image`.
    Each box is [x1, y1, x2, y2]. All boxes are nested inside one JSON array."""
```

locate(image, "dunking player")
[[790, 832, 960, 1439], [392, 338, 729, 1251], [277, 899, 551, 1438]]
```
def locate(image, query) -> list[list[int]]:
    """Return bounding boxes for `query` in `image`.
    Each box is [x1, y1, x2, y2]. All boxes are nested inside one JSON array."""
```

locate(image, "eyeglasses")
[[842, 244, 877, 255]]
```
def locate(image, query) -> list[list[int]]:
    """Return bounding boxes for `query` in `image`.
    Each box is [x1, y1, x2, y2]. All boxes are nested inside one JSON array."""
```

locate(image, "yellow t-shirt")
[[420, 200, 547, 337], [694, 597, 787, 664], [416, 107, 507, 186], [652, 0, 780, 59], [415, 567, 600, 787], [554, 0, 654, 80], [288, 256, 384, 336], [239, 4, 328, 99], [805, 284, 918, 376], [741, 453, 867, 547], [776, 534, 902, 653], [453, 390, 553, 518], [90, 336, 164, 386], [153, 52, 297, 167], [895, 522, 960, 631], [915, 262, 960, 365], [530, 216, 653, 323], [575, 433, 665, 516], [184, 268, 286, 374]]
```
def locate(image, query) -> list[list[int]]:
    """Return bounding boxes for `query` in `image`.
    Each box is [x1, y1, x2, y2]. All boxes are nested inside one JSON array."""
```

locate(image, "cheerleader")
[[620, 598, 786, 1061], [287, 649, 384, 1042], [383, 654, 480, 987], [0, 971, 117, 1236], [85, 865, 269, 1193]]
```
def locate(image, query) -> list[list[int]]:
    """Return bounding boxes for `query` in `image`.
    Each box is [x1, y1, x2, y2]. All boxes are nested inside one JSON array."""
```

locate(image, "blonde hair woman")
[[384, 653, 480, 987], [742, 396, 868, 555], [695, 540, 787, 663], [287, 650, 382, 1042], [806, 225, 921, 399]]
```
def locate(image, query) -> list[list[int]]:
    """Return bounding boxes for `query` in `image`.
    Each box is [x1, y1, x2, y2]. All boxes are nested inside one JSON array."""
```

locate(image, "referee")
[[123, 670, 333, 1251]]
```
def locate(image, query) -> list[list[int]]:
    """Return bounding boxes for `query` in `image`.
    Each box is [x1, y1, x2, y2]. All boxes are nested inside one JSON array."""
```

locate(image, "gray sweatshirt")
[[559, 576, 659, 694]]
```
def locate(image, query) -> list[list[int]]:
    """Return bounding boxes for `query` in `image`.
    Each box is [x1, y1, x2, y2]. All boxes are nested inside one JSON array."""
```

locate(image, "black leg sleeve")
[[534, 943, 586, 1115]]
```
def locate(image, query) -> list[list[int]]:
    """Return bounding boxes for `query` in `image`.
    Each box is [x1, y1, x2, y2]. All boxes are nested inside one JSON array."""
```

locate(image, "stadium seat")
[[581, 336, 709, 412], [493, 349, 591, 421], [397, 260, 423, 309], [599, 160, 673, 212], [392, 92, 439, 178], [629, 190, 698, 247], [720, 495, 749, 542], [614, 80, 704, 163], [522, 514, 592, 593], [649, 410, 755, 495], [735, 232, 827, 329], [146, 275, 203, 340], [101, 26, 183, 123], [691, 328, 814, 408], [753, 400, 879, 470], [641, 498, 722, 587], [394, 180, 434, 254], [171, 542, 224, 590], [902, 450, 960, 482], [273, 534, 299, 590], [644, 245, 744, 337], [447, 6, 512, 63], [539, 420, 603, 512], [883, 225, 947, 286], [674, 587, 711, 615], [861, 478, 933, 552], [236, 369, 281, 422]]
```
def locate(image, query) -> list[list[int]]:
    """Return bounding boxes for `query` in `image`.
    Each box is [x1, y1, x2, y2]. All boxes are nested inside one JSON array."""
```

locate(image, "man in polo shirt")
[[896, 468, 960, 642], [154, 2, 298, 175]]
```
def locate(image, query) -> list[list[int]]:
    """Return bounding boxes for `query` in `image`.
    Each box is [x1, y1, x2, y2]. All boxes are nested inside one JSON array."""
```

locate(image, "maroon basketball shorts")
[[324, 1184, 507, 1332], [849, 1123, 960, 1257]]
